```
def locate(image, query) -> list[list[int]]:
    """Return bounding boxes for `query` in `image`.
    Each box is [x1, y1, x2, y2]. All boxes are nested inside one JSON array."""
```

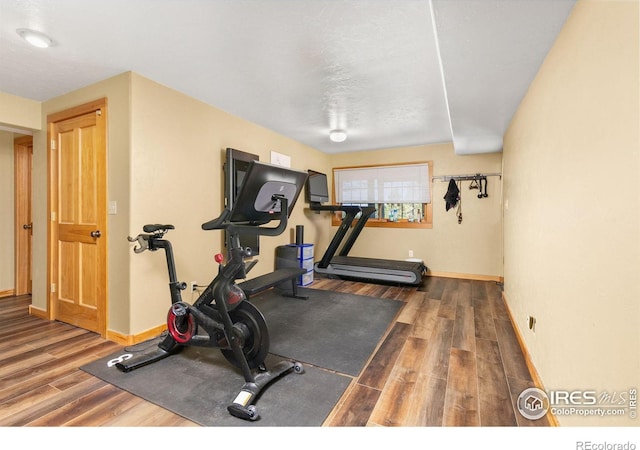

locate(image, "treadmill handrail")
[[311, 203, 376, 268], [338, 206, 376, 256]]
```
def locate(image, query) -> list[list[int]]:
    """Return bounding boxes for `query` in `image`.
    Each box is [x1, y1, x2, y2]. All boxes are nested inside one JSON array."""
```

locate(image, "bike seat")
[[142, 224, 175, 233]]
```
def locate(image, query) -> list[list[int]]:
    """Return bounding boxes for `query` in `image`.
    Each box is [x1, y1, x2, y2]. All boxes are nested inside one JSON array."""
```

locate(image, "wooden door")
[[14, 135, 33, 295], [49, 99, 107, 336]]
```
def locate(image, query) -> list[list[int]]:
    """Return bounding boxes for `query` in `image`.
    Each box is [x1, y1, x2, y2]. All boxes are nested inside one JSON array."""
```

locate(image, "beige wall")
[[0, 91, 41, 131], [330, 145, 503, 278], [503, 0, 639, 426], [0, 131, 15, 293]]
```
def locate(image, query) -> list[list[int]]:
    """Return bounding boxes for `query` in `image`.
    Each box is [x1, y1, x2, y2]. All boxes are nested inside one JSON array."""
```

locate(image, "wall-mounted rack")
[[431, 172, 502, 182], [435, 172, 502, 224]]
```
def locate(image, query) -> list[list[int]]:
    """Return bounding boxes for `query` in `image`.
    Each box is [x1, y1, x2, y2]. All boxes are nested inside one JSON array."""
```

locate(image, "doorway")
[[14, 135, 32, 295], [48, 99, 108, 336]]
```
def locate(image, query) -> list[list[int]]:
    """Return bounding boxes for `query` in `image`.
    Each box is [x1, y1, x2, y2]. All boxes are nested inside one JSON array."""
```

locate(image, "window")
[[332, 162, 433, 228]]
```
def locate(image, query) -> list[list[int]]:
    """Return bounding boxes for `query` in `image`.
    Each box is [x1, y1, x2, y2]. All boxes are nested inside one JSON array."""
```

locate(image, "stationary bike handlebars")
[[127, 233, 152, 253], [127, 224, 175, 253]]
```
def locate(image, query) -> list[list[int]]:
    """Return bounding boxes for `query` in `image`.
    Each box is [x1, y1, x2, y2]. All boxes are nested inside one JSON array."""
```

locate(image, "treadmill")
[[311, 202, 426, 285]]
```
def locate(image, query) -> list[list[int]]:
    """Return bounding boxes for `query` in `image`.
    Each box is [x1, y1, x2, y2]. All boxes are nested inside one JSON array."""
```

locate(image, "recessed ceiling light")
[[16, 28, 54, 48], [329, 129, 347, 143]]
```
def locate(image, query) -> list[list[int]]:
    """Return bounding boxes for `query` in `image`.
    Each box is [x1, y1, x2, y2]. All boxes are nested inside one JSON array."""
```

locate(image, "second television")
[[224, 147, 260, 254], [306, 170, 330, 205]]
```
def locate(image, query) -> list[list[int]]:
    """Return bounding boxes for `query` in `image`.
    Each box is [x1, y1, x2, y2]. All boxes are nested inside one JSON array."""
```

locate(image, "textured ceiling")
[[0, 0, 575, 154]]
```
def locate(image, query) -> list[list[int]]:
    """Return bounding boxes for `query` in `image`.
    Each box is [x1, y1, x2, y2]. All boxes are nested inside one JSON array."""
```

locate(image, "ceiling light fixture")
[[16, 28, 54, 48], [329, 129, 347, 143]]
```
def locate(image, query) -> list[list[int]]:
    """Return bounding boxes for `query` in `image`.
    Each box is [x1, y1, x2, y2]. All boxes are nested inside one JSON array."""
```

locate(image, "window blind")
[[334, 163, 430, 204]]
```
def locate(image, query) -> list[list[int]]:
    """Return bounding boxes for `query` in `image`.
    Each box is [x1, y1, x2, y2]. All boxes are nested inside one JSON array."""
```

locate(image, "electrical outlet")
[[191, 281, 198, 292], [408, 250, 414, 258]]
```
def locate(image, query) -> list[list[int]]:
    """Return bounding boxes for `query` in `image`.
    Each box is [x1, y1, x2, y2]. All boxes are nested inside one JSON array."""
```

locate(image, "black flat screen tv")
[[224, 148, 260, 254], [305, 170, 329, 205]]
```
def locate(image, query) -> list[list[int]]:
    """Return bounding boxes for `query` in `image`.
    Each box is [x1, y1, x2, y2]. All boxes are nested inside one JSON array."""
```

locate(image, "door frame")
[[47, 98, 108, 336], [14, 135, 33, 296]]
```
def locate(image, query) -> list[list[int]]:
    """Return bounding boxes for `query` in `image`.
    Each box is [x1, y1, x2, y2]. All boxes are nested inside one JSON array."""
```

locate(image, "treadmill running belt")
[[317, 256, 425, 285]]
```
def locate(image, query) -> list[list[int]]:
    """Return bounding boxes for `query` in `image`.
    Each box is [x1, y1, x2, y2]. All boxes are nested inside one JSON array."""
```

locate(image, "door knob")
[[91, 230, 102, 238], [23, 223, 32, 229]]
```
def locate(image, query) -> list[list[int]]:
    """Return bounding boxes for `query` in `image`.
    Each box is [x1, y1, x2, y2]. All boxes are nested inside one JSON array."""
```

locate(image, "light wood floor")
[[0, 276, 549, 427]]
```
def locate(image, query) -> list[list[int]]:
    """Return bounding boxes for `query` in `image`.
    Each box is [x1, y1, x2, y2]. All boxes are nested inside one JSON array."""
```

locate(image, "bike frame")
[[132, 197, 290, 385]]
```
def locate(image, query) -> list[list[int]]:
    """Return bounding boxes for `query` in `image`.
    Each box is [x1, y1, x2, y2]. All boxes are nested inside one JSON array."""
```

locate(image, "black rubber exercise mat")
[[251, 287, 404, 377], [81, 288, 402, 426], [82, 346, 348, 426]]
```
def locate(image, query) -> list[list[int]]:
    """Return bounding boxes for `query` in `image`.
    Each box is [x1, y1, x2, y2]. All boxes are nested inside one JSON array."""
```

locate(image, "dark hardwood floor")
[[0, 276, 549, 427]]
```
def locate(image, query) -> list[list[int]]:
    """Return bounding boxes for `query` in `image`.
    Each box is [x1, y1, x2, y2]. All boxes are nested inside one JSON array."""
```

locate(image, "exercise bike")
[[118, 161, 309, 421]]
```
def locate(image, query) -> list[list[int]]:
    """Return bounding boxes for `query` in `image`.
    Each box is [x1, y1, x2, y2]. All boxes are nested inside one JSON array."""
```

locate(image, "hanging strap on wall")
[[456, 180, 463, 224]]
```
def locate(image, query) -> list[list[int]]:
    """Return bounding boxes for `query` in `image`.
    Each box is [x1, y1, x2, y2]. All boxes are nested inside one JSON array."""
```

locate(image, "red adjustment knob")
[[214, 253, 224, 264]]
